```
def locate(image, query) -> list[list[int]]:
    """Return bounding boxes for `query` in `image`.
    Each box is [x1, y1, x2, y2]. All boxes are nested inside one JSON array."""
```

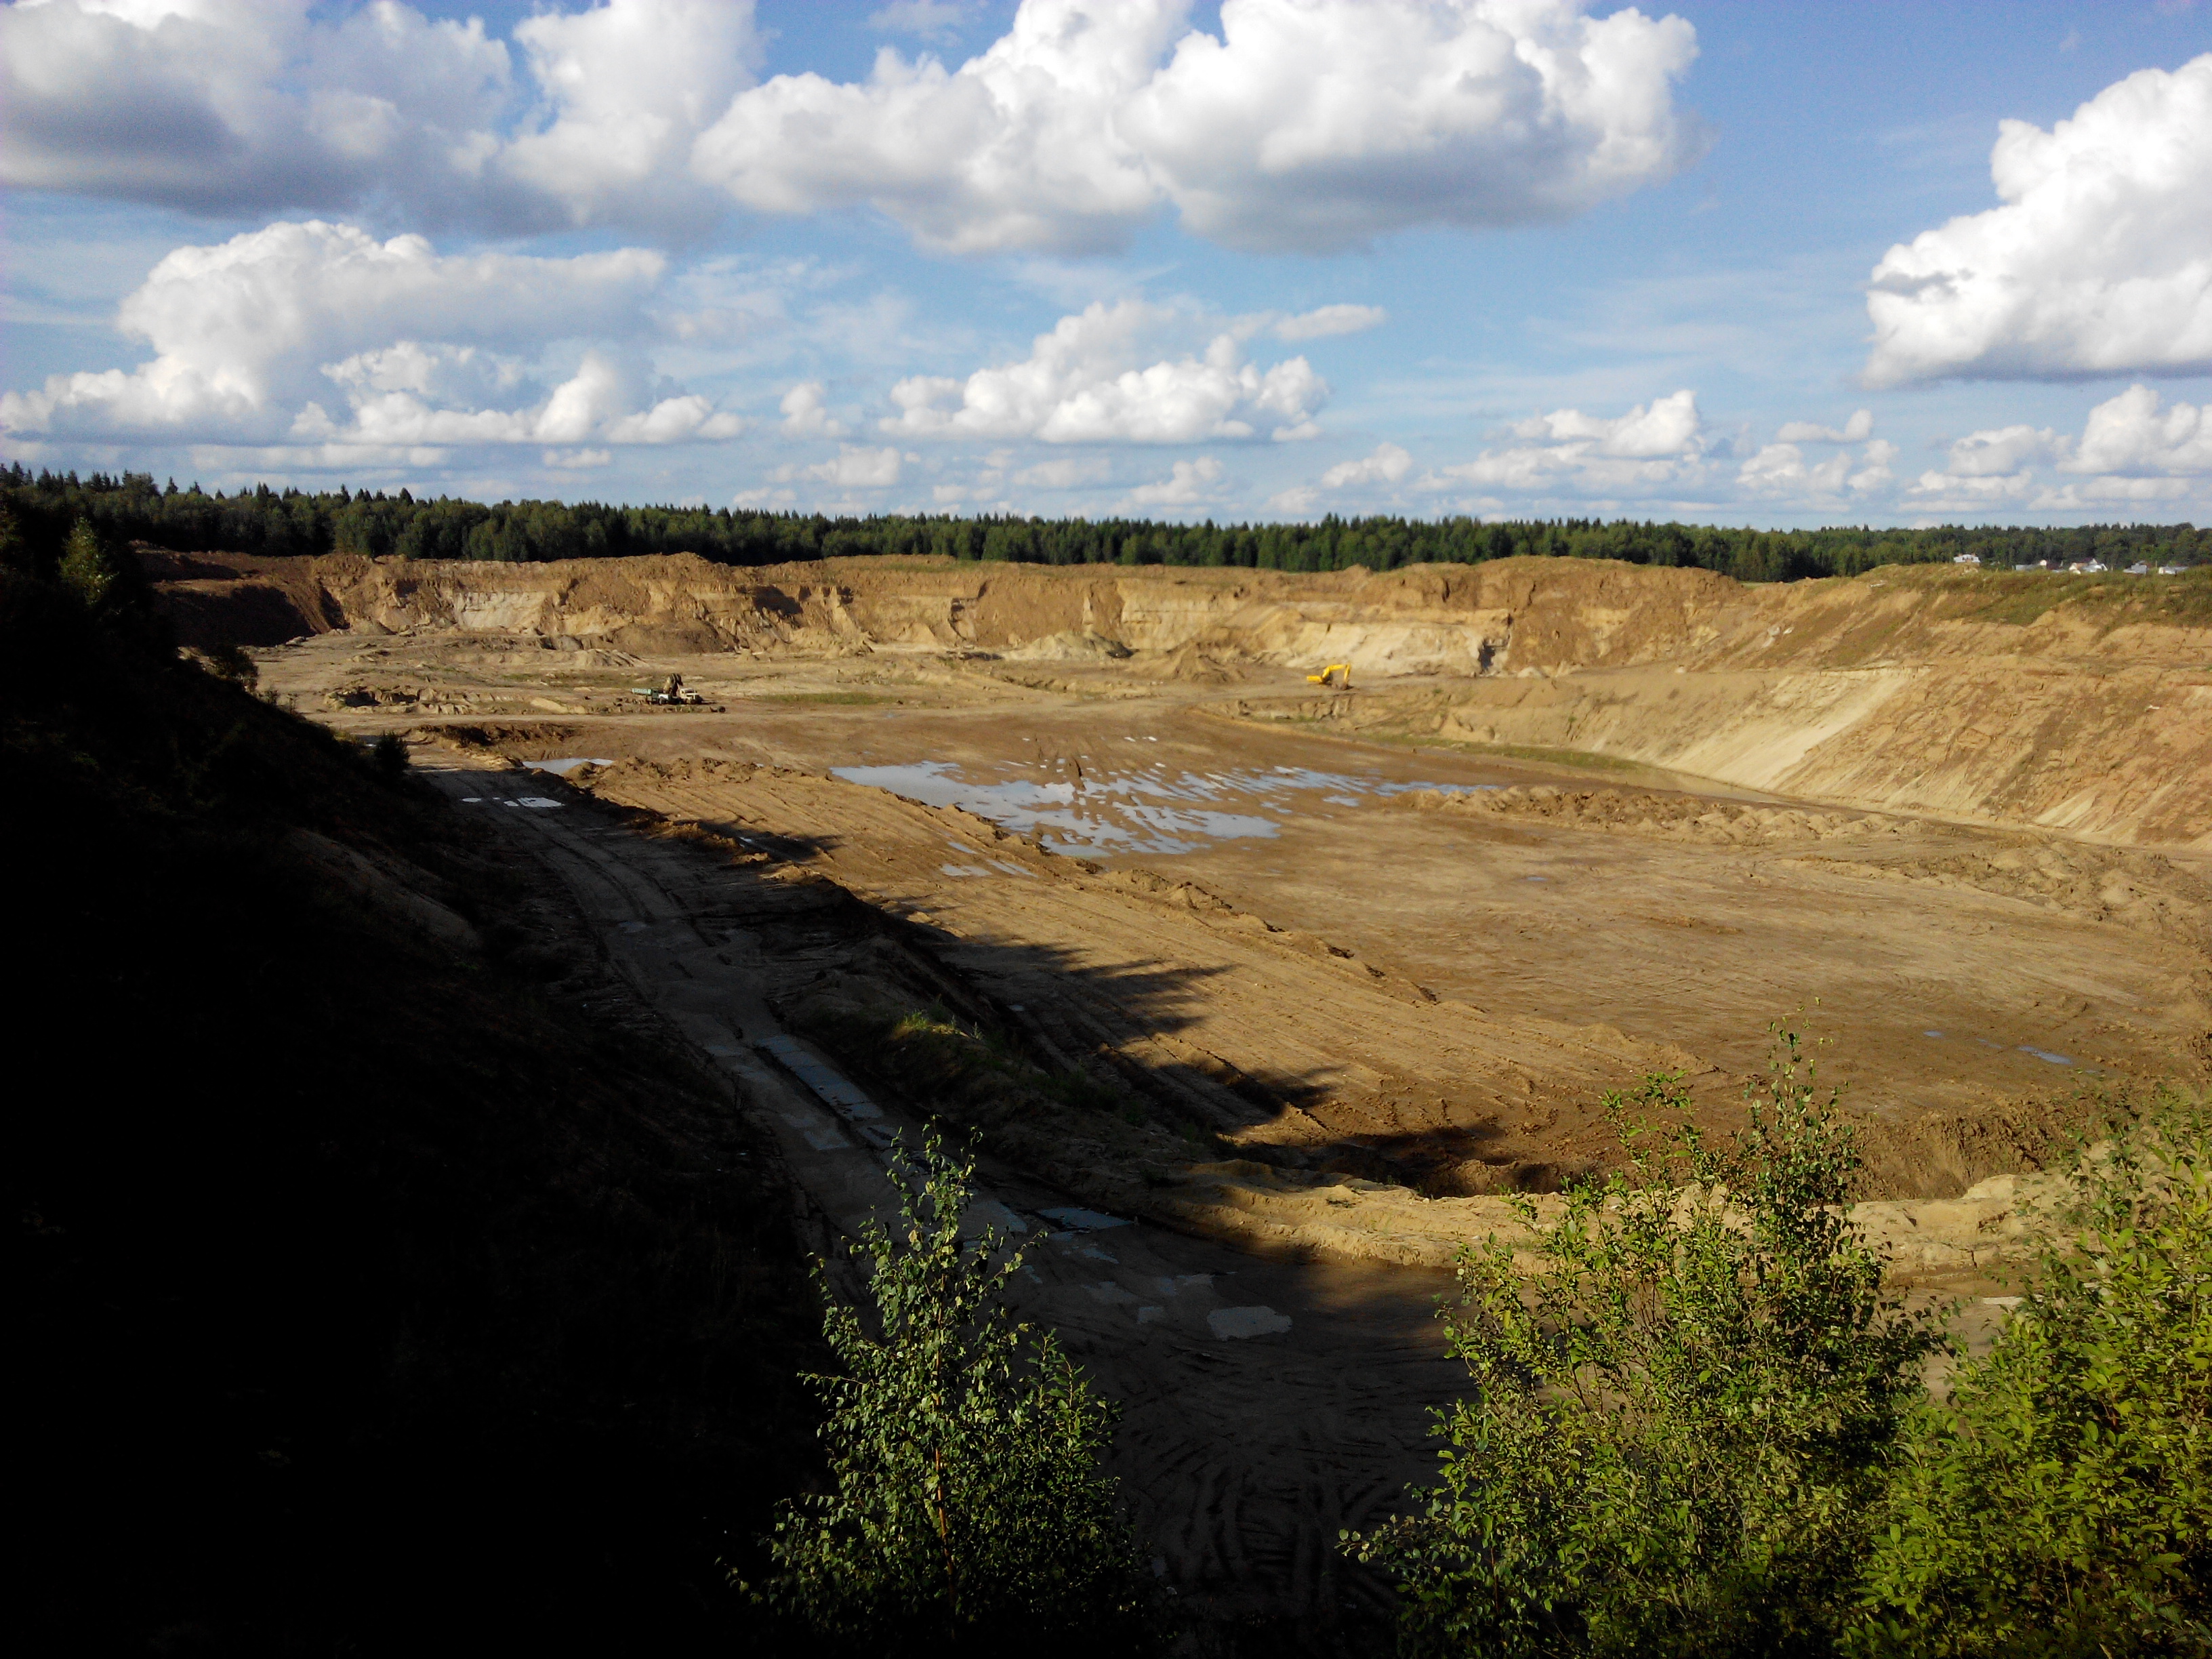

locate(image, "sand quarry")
[[156, 547, 2211, 1637]]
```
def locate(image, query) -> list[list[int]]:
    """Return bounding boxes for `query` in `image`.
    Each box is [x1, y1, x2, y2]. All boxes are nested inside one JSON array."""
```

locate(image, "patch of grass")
[[1455, 740, 1640, 773]]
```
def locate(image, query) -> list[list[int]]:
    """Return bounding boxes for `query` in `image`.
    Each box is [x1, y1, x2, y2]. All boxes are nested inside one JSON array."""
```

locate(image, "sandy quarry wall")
[[146, 549, 2212, 846]]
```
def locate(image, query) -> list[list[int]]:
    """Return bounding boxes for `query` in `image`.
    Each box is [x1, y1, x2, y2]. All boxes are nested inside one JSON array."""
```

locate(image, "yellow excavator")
[[1305, 663, 1353, 689]]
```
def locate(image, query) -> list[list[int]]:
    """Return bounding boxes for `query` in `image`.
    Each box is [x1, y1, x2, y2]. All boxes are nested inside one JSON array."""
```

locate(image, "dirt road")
[[419, 749, 1467, 1650]]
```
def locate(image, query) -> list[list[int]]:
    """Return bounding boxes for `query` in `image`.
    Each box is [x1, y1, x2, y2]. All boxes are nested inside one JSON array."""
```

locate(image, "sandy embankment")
[[152, 549, 2212, 1271]]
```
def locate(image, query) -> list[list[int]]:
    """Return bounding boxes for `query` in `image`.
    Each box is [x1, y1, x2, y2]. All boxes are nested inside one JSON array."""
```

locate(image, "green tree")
[[58, 518, 120, 609], [1350, 1036, 1944, 1658], [1849, 1103, 2212, 1658], [748, 1134, 1168, 1656]]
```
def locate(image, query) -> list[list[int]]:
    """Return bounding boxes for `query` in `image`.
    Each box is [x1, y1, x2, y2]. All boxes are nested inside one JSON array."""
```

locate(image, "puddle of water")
[[758, 1033, 884, 1117], [512, 796, 564, 809], [832, 759, 1491, 855], [523, 757, 611, 773], [1923, 1030, 1945, 1038], [2018, 1045, 2075, 1065], [1208, 1305, 1293, 1340]]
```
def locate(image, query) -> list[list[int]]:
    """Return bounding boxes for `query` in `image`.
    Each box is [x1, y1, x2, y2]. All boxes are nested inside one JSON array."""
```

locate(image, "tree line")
[[4, 464, 2202, 583]]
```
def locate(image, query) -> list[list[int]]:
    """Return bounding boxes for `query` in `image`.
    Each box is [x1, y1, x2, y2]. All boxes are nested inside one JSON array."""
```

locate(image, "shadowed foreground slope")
[[6, 563, 821, 1654]]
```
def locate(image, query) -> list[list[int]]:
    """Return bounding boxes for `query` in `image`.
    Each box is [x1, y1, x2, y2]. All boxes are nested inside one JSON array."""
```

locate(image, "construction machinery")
[[1305, 663, 1353, 689], [635, 672, 706, 705]]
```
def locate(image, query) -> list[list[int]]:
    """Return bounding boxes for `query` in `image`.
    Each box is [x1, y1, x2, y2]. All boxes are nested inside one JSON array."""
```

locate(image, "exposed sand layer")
[[161, 547, 2211, 1271], [150, 548, 2212, 845]]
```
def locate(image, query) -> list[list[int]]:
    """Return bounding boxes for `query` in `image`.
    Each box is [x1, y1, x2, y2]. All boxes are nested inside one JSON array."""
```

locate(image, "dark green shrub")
[[1350, 1036, 1944, 1658], [748, 1134, 1168, 1656], [369, 730, 409, 777], [1849, 1104, 2211, 1658]]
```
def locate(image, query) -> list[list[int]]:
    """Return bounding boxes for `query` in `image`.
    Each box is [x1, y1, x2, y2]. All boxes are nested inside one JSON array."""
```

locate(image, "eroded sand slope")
[[157, 550, 2211, 845]]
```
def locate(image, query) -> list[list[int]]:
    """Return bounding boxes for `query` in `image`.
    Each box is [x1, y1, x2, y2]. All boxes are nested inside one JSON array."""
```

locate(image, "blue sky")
[[3, 0, 2209, 527]]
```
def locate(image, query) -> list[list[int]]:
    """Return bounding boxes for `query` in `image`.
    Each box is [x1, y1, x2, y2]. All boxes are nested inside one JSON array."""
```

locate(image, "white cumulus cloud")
[[2062, 384, 2212, 476], [881, 299, 1326, 445], [0, 220, 741, 450], [1433, 390, 1710, 495], [1273, 304, 1389, 342], [1737, 436, 1896, 499], [1319, 443, 1413, 488], [1864, 53, 2212, 386], [7, 0, 1702, 255], [1776, 409, 1873, 443], [0, 0, 758, 234], [1125, 454, 1225, 505], [779, 380, 848, 436], [693, 0, 1703, 255]]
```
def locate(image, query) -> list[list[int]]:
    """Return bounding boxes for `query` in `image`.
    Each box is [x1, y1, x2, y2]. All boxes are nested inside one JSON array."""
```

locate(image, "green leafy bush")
[[58, 517, 119, 609], [748, 1134, 1168, 1657], [1849, 1105, 2212, 1658], [1349, 1037, 1944, 1658]]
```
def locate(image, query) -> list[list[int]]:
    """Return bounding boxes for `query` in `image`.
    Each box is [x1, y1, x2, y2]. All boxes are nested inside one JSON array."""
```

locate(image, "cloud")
[[497, 0, 764, 231], [806, 444, 905, 487], [9, 0, 1702, 255], [2062, 384, 2212, 475], [1012, 455, 1112, 488], [1737, 437, 1895, 499], [1319, 443, 1412, 489], [779, 380, 848, 436], [881, 299, 1326, 444], [1429, 390, 1710, 495], [1864, 53, 2212, 386], [1125, 454, 1225, 505], [1120, 0, 1704, 253], [1776, 409, 1873, 443], [0, 0, 758, 235], [696, 0, 1704, 255], [544, 447, 613, 470], [0, 220, 741, 449], [1940, 424, 2072, 476], [1898, 386, 2212, 512], [1899, 424, 2068, 510], [1273, 304, 1388, 342]]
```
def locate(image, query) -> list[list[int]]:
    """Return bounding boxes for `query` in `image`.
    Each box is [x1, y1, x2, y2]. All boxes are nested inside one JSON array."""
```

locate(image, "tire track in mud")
[[423, 754, 1466, 1652]]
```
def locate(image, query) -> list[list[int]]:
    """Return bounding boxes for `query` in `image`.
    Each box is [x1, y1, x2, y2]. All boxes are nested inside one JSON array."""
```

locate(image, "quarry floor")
[[249, 627, 2205, 1645], [264, 629, 2211, 1155]]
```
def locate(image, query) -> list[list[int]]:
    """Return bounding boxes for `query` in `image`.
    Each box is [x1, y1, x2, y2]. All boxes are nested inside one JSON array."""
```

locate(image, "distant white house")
[[2067, 559, 2108, 573], [2158, 565, 2186, 576], [2126, 561, 2151, 575], [1953, 552, 1982, 566]]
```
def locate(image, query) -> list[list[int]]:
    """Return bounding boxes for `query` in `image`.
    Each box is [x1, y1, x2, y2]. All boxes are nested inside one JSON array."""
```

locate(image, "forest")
[[3, 464, 2202, 583]]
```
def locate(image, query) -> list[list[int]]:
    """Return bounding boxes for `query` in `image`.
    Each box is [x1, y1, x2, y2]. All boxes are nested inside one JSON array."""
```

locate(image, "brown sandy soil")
[[410, 746, 1467, 1645], [148, 537, 2211, 1642], [403, 745, 2036, 1645], [207, 551, 2209, 1246], [155, 547, 2212, 844]]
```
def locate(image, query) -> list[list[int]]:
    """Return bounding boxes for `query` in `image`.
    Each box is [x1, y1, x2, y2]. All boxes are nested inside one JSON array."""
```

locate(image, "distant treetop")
[[2, 464, 2198, 586]]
